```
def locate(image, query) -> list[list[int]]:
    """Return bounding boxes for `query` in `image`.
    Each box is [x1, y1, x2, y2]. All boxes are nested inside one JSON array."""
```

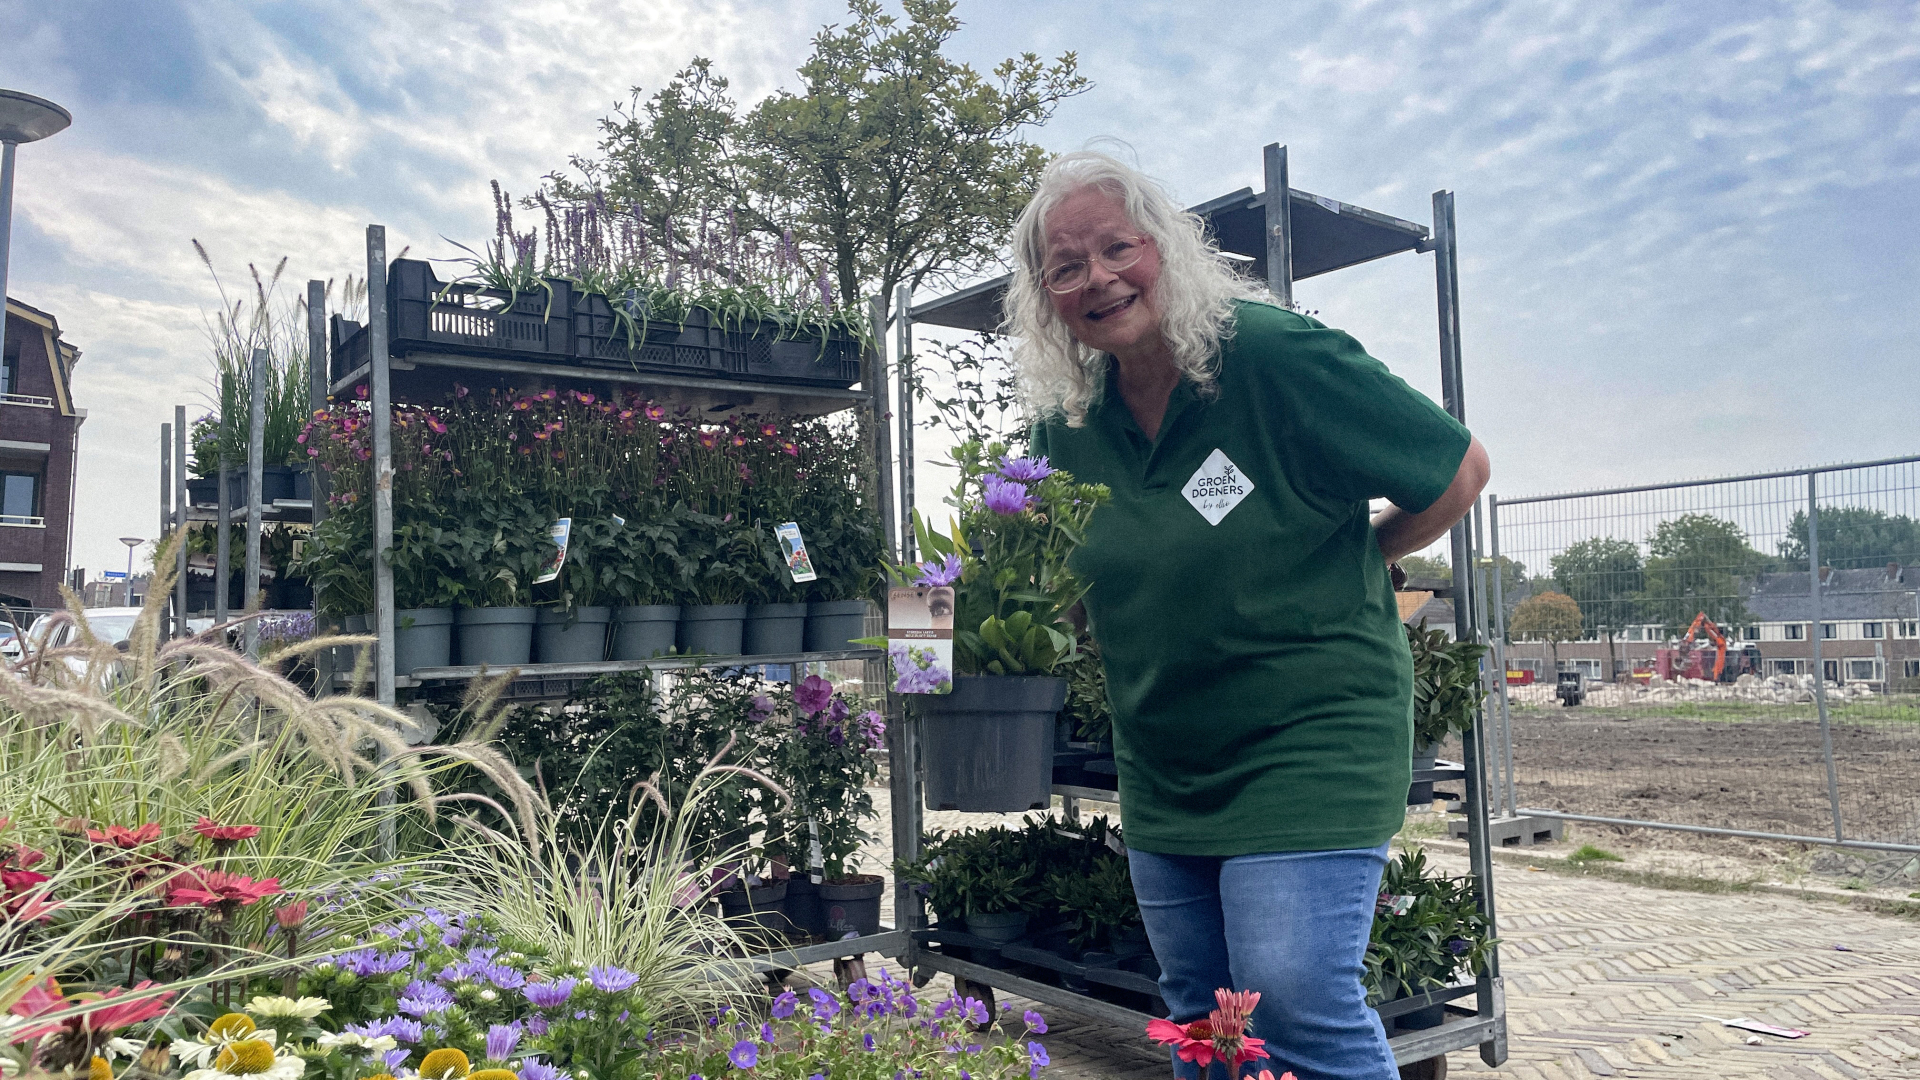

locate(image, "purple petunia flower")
[[911, 553, 964, 587], [1024, 1009, 1047, 1034], [982, 475, 1031, 515], [587, 964, 639, 993], [517, 1059, 568, 1080], [770, 990, 797, 1019], [728, 1041, 759, 1069], [486, 1023, 521, 1061], [523, 977, 578, 1008], [793, 674, 834, 716], [997, 455, 1055, 483]]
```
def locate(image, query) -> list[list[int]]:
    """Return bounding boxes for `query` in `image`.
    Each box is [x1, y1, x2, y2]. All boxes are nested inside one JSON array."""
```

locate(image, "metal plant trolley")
[[318, 226, 916, 979], [891, 143, 1509, 1070]]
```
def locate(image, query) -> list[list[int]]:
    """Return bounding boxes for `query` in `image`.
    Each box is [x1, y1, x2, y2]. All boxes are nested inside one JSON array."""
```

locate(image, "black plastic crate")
[[744, 329, 863, 388], [570, 297, 742, 376], [332, 260, 573, 376]]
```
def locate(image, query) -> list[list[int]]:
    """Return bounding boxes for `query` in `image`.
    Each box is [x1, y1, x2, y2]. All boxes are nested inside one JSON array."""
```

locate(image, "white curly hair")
[[1005, 151, 1269, 427]]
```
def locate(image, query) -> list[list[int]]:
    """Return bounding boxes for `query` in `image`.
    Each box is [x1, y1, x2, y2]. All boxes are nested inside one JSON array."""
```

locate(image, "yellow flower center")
[[89, 1056, 112, 1080], [208, 1013, 257, 1040], [419, 1048, 472, 1080], [470, 1070, 519, 1080], [213, 1040, 277, 1075]]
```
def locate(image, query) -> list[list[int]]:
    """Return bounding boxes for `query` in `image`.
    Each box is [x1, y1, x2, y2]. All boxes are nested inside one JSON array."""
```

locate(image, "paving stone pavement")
[[846, 786, 1920, 1078]]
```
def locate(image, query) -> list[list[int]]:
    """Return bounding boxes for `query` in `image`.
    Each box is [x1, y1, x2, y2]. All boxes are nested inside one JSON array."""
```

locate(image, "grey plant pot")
[[963, 909, 1029, 944], [804, 599, 871, 653], [393, 607, 453, 674], [455, 606, 536, 668], [337, 613, 370, 673], [535, 605, 612, 664], [744, 602, 808, 656], [717, 879, 790, 940], [610, 605, 680, 660], [678, 603, 747, 656], [820, 875, 885, 940], [919, 675, 1067, 813]]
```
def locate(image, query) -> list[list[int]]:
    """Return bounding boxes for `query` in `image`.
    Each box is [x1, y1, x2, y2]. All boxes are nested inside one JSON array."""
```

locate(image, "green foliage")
[[1365, 847, 1496, 1004], [1509, 591, 1584, 644], [1550, 536, 1644, 636], [1061, 639, 1111, 746], [894, 815, 1132, 949], [765, 679, 885, 880], [903, 440, 1108, 676], [909, 334, 1028, 449], [1407, 623, 1488, 750], [1641, 514, 1764, 631], [1779, 506, 1920, 570], [552, 0, 1087, 333], [1567, 843, 1623, 864], [1398, 554, 1451, 584]]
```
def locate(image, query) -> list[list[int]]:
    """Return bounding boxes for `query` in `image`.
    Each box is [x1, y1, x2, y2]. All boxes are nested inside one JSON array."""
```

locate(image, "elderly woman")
[[1016, 152, 1490, 1080]]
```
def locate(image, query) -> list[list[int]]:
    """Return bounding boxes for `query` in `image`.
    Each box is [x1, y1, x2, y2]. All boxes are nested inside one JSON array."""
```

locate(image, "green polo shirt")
[[1031, 300, 1471, 856]]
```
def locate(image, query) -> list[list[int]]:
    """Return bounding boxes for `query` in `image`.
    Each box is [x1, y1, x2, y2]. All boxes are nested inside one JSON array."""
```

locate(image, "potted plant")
[[450, 495, 553, 668], [1366, 846, 1496, 1033], [675, 511, 755, 655], [1408, 622, 1490, 774], [607, 508, 692, 660], [743, 521, 810, 656], [533, 512, 623, 664], [384, 505, 465, 674], [768, 675, 886, 941], [791, 419, 883, 652], [891, 441, 1108, 812]]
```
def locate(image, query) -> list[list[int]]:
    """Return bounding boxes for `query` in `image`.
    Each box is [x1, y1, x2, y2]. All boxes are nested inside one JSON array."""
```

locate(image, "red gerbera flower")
[[85, 823, 163, 849], [7, 978, 173, 1042], [165, 868, 281, 908], [1146, 988, 1270, 1070], [193, 818, 261, 843]]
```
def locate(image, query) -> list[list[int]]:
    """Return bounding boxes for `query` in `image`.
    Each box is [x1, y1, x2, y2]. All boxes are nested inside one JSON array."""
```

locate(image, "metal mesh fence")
[[1486, 455, 1920, 851]]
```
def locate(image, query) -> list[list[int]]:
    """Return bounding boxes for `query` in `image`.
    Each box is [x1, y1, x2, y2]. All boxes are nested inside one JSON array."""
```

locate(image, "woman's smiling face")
[[1042, 186, 1163, 358]]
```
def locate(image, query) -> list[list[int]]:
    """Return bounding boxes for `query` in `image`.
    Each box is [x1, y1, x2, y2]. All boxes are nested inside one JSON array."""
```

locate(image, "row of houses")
[[1400, 565, 1920, 687]]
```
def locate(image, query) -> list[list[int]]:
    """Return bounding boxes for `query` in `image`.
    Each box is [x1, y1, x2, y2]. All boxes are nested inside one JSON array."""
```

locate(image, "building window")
[[1821, 623, 1838, 640], [1741, 625, 1760, 641], [1846, 659, 1880, 682], [1772, 659, 1800, 676], [1904, 620, 1919, 638], [0, 472, 39, 524], [1907, 660, 1920, 679], [1625, 627, 1642, 641], [1862, 622, 1883, 639], [1784, 624, 1805, 640], [1, 339, 17, 396], [1823, 659, 1839, 682]]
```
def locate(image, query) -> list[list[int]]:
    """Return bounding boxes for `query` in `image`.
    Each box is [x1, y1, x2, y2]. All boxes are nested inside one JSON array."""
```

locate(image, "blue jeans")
[[1127, 843, 1396, 1080]]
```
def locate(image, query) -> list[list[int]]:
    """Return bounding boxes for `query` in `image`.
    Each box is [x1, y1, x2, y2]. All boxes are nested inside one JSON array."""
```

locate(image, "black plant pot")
[[456, 606, 536, 667], [804, 599, 871, 653], [718, 879, 790, 941], [535, 605, 611, 663], [919, 675, 1066, 812], [819, 875, 884, 940], [610, 605, 679, 660], [743, 602, 807, 656], [678, 603, 746, 655], [185, 476, 219, 508], [783, 876, 827, 942]]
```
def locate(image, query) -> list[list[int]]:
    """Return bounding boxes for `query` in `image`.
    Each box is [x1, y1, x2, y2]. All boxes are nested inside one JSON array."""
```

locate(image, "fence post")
[[174, 406, 187, 637], [1805, 472, 1844, 843], [1487, 496, 1517, 818], [244, 347, 266, 659], [895, 283, 915, 563], [867, 295, 897, 563]]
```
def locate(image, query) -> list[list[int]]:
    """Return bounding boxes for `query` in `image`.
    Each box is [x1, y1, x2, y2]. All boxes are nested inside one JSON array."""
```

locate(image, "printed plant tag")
[[886, 586, 953, 694], [1183, 448, 1254, 525], [776, 521, 818, 583], [534, 518, 571, 584]]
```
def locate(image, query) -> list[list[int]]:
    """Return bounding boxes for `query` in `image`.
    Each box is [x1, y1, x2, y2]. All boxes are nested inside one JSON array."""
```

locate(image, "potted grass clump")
[[883, 441, 1108, 812], [769, 674, 887, 941], [1367, 846, 1496, 1033], [1407, 621, 1489, 802]]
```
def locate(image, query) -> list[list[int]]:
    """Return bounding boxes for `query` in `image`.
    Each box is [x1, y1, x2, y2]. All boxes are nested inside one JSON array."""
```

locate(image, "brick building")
[[1, 297, 84, 611]]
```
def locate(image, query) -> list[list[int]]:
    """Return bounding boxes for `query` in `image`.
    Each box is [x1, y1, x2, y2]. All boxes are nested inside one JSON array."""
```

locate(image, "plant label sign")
[[886, 586, 954, 694], [1183, 448, 1253, 525], [534, 518, 571, 585], [776, 521, 817, 583]]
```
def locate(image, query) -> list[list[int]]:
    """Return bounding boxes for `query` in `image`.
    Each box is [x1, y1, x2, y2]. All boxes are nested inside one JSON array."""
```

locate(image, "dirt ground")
[[1498, 704, 1920, 870]]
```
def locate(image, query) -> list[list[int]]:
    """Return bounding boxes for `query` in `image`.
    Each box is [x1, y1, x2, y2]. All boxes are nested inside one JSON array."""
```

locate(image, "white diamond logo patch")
[[1182, 449, 1253, 526]]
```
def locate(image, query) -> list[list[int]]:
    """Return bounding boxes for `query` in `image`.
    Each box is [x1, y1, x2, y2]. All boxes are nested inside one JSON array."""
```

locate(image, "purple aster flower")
[[728, 1041, 759, 1069], [982, 475, 1030, 515], [337, 947, 414, 976], [793, 674, 833, 716], [347, 1017, 424, 1044], [997, 455, 1055, 483], [911, 553, 963, 587], [587, 964, 639, 992], [1024, 1009, 1047, 1034], [517, 1060, 568, 1080], [486, 1023, 521, 1061], [523, 977, 578, 1008], [770, 990, 797, 1019], [808, 987, 841, 1019], [482, 963, 526, 989], [397, 983, 455, 1017], [383, 1049, 410, 1072], [524, 1016, 549, 1036]]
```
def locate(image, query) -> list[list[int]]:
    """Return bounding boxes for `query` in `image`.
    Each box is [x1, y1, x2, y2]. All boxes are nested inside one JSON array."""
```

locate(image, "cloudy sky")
[[3, 0, 1917, 577]]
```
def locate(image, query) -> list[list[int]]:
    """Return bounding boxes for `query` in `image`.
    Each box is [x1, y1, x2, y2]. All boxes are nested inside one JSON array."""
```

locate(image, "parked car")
[[0, 625, 20, 663], [25, 607, 146, 652]]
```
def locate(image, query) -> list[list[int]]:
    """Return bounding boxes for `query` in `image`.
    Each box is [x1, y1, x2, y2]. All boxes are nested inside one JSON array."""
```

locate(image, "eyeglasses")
[[1041, 236, 1149, 294]]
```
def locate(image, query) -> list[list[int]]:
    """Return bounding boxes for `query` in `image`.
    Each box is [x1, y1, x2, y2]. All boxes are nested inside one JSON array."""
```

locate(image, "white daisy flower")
[[180, 1038, 306, 1080], [314, 1032, 397, 1056], [243, 996, 330, 1020], [171, 1028, 277, 1068]]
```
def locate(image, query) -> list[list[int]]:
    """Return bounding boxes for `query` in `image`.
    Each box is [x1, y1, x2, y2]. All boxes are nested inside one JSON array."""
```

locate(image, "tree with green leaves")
[[1509, 590, 1584, 674], [1777, 507, 1920, 571], [549, 0, 1089, 330], [1641, 514, 1763, 633], [1398, 554, 1450, 584], [1551, 536, 1643, 677]]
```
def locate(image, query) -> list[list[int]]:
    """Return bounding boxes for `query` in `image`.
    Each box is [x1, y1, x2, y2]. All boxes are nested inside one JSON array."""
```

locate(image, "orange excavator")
[[1654, 612, 1761, 682]]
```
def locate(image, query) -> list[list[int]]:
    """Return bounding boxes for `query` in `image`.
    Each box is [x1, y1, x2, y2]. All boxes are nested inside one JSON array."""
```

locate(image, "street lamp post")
[[119, 536, 142, 607], [0, 89, 72, 360]]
